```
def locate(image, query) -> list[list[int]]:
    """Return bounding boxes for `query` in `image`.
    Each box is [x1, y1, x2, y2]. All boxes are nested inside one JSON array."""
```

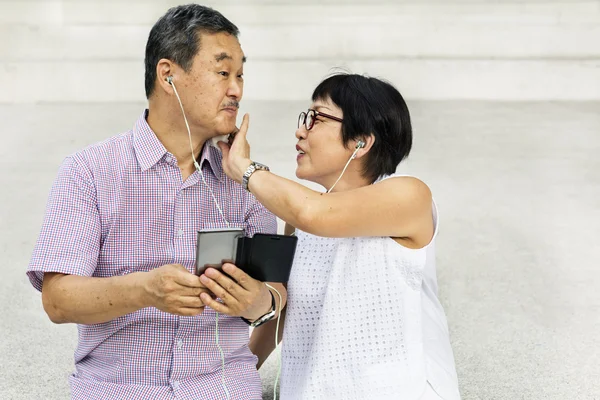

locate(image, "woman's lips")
[[296, 145, 306, 162]]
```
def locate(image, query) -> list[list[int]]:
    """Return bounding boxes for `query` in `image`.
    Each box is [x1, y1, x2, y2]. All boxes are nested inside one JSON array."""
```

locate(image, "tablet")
[[195, 228, 245, 276]]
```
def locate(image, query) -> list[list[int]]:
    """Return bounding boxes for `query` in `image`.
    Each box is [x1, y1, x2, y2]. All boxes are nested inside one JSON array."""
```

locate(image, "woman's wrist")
[[235, 158, 252, 184]]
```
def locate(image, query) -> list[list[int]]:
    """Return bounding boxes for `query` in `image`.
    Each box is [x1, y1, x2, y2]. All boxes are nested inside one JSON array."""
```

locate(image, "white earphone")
[[327, 139, 366, 193], [351, 140, 365, 159]]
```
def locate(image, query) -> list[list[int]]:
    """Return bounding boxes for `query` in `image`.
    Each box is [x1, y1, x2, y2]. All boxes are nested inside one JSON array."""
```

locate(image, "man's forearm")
[[249, 307, 286, 369], [42, 272, 150, 325]]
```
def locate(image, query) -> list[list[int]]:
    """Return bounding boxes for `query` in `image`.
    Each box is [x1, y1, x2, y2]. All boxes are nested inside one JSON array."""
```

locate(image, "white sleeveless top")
[[280, 175, 461, 400]]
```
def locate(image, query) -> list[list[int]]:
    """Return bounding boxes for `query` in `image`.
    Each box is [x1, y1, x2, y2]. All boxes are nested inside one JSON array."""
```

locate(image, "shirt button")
[[177, 339, 183, 349], [172, 381, 180, 390], [177, 229, 184, 237]]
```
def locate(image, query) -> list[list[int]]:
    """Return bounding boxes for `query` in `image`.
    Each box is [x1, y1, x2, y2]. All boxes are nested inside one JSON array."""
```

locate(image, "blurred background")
[[0, 0, 599, 399]]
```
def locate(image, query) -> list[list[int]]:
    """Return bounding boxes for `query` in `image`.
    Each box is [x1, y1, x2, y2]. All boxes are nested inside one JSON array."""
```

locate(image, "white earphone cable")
[[327, 146, 361, 193], [170, 78, 230, 228], [170, 77, 231, 400], [265, 283, 284, 400]]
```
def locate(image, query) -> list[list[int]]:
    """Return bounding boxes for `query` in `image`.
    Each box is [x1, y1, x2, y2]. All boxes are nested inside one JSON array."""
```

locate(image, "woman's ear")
[[352, 134, 375, 160]]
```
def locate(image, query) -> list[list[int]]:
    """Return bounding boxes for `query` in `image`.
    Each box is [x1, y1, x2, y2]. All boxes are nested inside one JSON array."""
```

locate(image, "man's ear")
[[156, 59, 175, 94], [352, 134, 375, 160]]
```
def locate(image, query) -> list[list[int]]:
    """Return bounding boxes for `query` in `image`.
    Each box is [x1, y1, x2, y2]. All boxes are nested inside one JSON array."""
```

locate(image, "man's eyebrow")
[[215, 52, 232, 62], [214, 52, 247, 63]]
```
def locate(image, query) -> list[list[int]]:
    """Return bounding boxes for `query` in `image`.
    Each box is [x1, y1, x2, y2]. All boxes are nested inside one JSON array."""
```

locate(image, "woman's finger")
[[230, 115, 249, 153], [236, 113, 249, 141]]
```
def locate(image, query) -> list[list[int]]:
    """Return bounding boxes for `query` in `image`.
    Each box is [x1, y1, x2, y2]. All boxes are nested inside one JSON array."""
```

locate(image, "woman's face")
[[295, 98, 356, 188]]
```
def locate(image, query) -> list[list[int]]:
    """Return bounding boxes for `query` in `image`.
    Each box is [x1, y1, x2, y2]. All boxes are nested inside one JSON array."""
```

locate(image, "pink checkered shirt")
[[27, 110, 277, 400]]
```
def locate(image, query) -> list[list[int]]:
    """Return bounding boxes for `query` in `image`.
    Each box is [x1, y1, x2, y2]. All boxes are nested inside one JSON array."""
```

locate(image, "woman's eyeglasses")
[[298, 109, 343, 131]]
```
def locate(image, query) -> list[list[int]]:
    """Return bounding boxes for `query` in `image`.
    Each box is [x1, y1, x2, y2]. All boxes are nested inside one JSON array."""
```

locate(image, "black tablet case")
[[235, 234, 298, 283]]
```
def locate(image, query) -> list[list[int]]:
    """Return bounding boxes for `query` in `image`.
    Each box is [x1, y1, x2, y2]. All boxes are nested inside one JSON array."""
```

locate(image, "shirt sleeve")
[[27, 156, 101, 292], [244, 194, 278, 237]]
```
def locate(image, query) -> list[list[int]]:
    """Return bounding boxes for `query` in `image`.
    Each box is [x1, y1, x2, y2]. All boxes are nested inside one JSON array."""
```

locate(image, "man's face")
[[179, 31, 245, 137]]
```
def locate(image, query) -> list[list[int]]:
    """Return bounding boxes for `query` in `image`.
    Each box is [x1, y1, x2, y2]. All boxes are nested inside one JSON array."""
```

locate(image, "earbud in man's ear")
[[166, 76, 173, 85]]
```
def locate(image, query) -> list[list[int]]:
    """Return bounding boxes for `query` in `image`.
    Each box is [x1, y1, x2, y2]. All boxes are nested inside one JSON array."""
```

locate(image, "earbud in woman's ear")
[[351, 141, 365, 160]]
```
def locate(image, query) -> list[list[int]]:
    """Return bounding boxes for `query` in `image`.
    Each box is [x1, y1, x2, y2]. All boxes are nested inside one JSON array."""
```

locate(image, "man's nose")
[[227, 77, 243, 99]]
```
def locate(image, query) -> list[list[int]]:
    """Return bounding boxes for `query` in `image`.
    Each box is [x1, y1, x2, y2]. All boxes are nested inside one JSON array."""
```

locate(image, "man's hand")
[[199, 263, 272, 321], [143, 264, 209, 316]]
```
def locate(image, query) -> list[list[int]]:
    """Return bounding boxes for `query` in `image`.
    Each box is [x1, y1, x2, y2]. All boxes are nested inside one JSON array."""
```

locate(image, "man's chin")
[[215, 120, 238, 136]]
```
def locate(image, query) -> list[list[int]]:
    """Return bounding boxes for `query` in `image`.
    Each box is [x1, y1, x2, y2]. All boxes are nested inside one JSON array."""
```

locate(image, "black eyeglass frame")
[[298, 109, 344, 130]]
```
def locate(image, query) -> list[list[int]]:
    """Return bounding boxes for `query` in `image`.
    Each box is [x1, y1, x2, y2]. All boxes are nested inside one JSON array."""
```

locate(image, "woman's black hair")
[[312, 73, 412, 182]]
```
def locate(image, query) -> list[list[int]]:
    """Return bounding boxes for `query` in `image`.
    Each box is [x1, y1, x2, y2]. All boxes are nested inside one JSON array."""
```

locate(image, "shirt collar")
[[199, 141, 225, 182], [133, 110, 168, 172], [133, 109, 224, 181]]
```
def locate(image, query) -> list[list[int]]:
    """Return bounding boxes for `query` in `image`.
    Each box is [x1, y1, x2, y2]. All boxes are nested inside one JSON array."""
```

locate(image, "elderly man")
[[27, 4, 285, 399]]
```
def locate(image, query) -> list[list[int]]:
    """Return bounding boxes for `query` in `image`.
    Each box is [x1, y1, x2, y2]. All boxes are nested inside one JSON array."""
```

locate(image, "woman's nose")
[[295, 126, 308, 140]]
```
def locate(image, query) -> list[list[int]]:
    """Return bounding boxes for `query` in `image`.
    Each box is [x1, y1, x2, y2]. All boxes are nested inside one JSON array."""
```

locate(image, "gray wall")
[[1, 0, 599, 102]]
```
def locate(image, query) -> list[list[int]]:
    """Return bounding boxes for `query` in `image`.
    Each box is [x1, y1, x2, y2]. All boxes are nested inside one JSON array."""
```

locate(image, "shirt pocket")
[[198, 221, 247, 235]]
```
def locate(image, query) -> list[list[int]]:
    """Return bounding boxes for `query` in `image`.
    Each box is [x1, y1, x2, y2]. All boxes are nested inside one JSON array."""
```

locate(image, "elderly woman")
[[200, 73, 461, 400]]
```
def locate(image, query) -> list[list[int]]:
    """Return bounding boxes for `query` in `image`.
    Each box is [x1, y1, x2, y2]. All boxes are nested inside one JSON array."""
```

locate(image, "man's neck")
[[146, 106, 208, 173]]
